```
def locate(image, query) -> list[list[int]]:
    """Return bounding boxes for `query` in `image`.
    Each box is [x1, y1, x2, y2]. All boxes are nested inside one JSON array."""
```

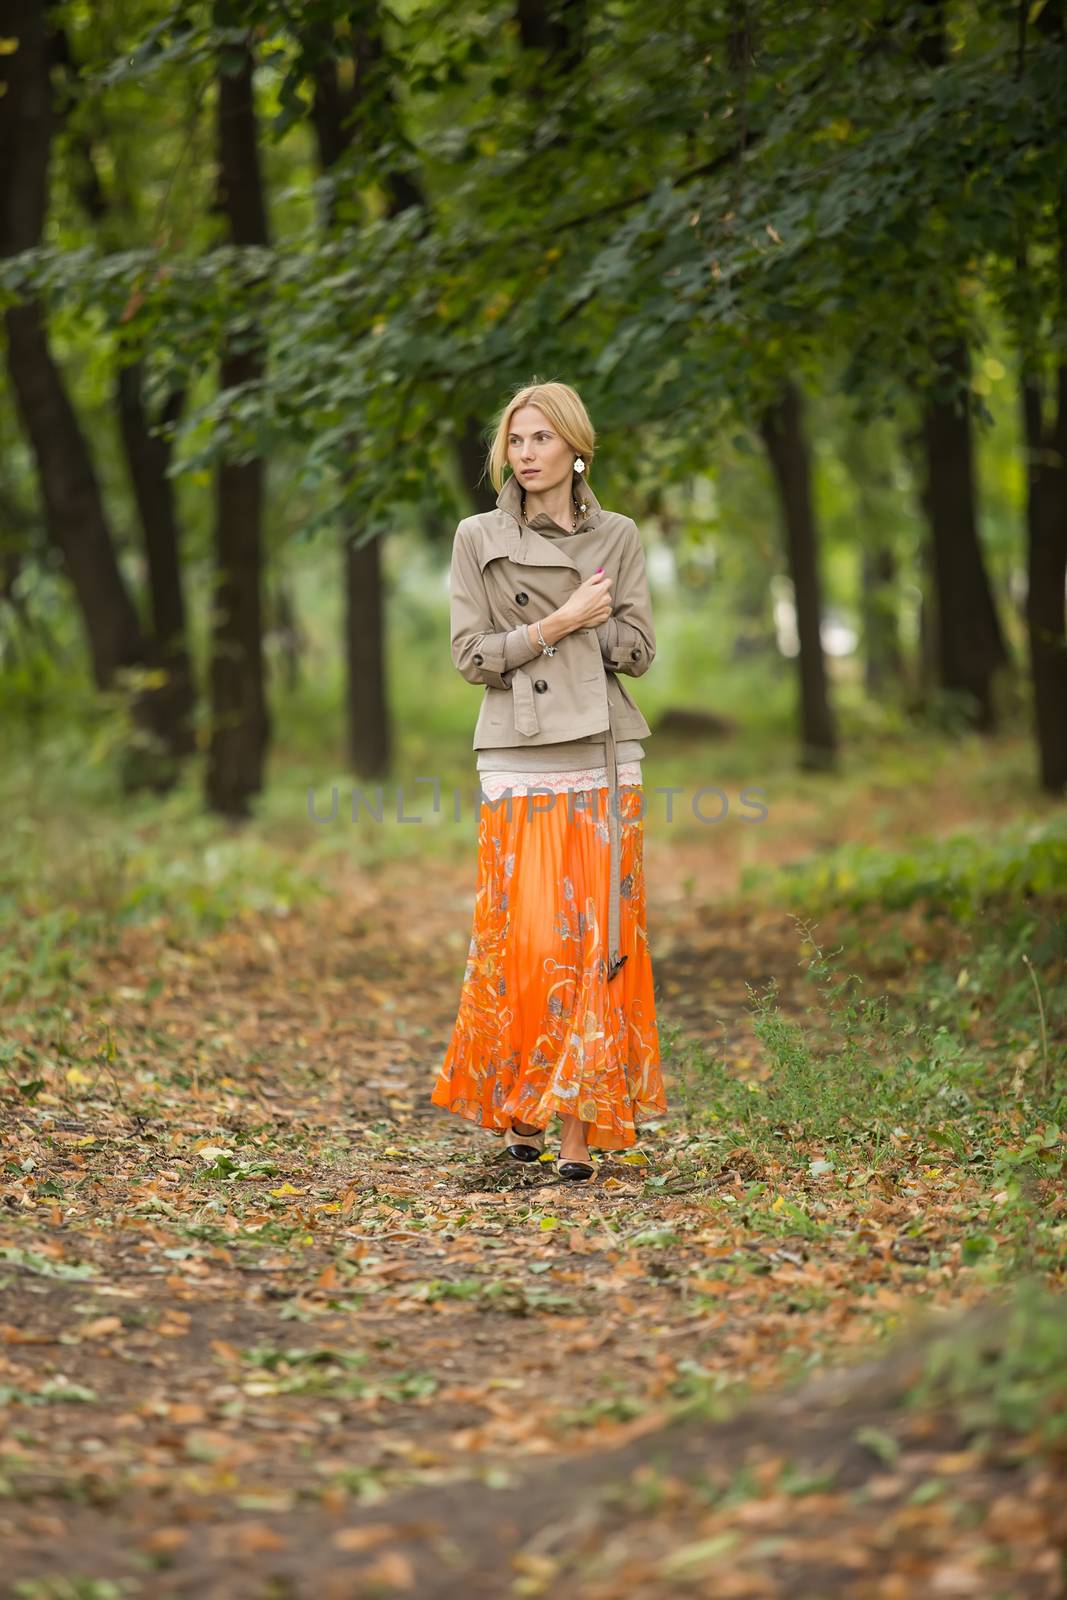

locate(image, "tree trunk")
[[116, 364, 197, 757], [915, 504, 940, 709], [729, 593, 777, 661], [840, 419, 903, 696], [306, 8, 410, 779], [310, 10, 500, 777], [1016, 2, 1067, 793], [344, 530, 389, 775], [861, 543, 903, 697], [5, 304, 145, 688], [49, 13, 198, 766], [457, 420, 501, 514], [918, 342, 1010, 731], [910, 4, 1009, 731], [0, 1, 145, 695], [1021, 367, 1067, 794], [758, 380, 838, 770], [205, 32, 271, 817], [266, 578, 304, 694]]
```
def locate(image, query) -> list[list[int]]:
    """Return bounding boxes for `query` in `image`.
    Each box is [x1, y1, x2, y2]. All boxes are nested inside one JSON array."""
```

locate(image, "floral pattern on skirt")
[[431, 781, 667, 1151]]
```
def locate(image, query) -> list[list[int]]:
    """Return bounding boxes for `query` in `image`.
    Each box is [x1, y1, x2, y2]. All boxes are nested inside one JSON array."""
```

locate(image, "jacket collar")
[[492, 470, 604, 570]]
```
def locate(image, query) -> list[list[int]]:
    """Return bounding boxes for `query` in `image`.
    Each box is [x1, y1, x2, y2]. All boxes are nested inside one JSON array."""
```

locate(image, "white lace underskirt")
[[477, 761, 643, 800]]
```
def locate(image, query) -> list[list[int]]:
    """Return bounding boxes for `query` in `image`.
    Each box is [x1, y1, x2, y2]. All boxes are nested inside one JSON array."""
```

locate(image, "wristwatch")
[[534, 620, 557, 656]]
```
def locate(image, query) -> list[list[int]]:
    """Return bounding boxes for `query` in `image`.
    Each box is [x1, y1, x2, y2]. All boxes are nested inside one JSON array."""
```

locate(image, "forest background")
[[0, 2, 1065, 1595]]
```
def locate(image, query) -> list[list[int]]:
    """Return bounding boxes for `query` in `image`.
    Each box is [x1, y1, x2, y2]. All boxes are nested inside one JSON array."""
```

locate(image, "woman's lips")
[[521, 469, 540, 476]]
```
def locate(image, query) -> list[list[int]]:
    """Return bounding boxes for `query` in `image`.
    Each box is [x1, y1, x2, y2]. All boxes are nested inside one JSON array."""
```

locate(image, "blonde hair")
[[485, 380, 597, 493]]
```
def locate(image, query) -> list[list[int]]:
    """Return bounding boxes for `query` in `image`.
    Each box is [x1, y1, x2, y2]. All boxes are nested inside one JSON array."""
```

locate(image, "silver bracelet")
[[534, 620, 558, 656]]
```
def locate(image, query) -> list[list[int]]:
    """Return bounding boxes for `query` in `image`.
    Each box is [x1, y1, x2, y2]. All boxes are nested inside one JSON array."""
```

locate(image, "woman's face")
[[506, 404, 575, 492]]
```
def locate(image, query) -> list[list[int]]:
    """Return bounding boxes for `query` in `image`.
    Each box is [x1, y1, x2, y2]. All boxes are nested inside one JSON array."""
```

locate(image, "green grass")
[[661, 886, 1065, 1282], [744, 812, 1067, 912], [905, 1277, 1067, 1455]]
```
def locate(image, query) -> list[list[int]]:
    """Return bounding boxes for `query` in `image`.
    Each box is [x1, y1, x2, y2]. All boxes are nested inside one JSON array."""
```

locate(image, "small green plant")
[[905, 1280, 1067, 1455]]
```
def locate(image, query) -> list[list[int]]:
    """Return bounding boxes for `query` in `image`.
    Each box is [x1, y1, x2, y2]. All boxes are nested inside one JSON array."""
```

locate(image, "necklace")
[[521, 487, 581, 533]]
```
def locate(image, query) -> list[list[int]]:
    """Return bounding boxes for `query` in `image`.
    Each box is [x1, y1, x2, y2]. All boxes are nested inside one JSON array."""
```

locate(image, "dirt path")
[[1, 852, 1061, 1597]]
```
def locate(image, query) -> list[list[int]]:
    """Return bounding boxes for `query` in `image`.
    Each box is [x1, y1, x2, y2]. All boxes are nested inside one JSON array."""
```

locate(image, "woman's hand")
[[557, 569, 613, 632]]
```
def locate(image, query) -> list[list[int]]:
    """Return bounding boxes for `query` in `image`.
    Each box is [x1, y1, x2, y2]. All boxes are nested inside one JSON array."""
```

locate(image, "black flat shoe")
[[557, 1158, 595, 1181], [504, 1121, 545, 1162]]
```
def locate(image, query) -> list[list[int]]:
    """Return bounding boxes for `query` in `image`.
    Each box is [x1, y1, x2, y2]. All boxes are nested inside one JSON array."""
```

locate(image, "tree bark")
[[915, 502, 939, 707], [266, 578, 304, 694], [758, 380, 838, 770], [918, 341, 1010, 731], [48, 17, 198, 765], [312, 9, 504, 778], [0, 1, 145, 694], [860, 543, 903, 698], [911, 1, 1010, 732], [205, 31, 271, 817], [342, 522, 388, 778], [457, 422, 502, 514], [1017, 5, 1067, 795], [116, 366, 197, 757], [306, 8, 415, 780], [1021, 351, 1067, 795], [839, 420, 904, 697]]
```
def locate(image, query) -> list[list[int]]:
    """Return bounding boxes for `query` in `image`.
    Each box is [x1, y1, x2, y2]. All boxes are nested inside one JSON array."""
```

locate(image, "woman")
[[430, 381, 668, 1180]]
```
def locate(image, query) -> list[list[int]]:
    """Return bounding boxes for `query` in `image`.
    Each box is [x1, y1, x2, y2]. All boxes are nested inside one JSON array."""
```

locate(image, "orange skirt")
[[431, 780, 667, 1151]]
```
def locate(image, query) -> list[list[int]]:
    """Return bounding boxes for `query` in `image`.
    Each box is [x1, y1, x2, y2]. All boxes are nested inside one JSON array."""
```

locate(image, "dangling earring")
[[573, 455, 586, 475]]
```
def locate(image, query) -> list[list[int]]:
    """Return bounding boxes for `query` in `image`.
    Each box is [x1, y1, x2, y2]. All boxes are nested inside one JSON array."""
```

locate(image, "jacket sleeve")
[[595, 519, 656, 677], [449, 520, 544, 690]]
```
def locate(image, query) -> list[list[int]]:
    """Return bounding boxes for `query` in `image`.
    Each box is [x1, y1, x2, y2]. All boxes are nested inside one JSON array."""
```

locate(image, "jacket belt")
[[605, 702, 628, 983], [512, 664, 625, 982], [513, 672, 539, 736]]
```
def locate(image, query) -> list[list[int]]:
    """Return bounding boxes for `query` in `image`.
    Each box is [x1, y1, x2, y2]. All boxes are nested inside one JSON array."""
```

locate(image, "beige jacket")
[[448, 469, 656, 983], [449, 470, 655, 748]]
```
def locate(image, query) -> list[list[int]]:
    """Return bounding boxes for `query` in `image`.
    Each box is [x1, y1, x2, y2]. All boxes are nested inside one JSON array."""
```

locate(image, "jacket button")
[[534, 679, 548, 693], [630, 648, 641, 660], [515, 591, 529, 605], [473, 653, 483, 664]]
